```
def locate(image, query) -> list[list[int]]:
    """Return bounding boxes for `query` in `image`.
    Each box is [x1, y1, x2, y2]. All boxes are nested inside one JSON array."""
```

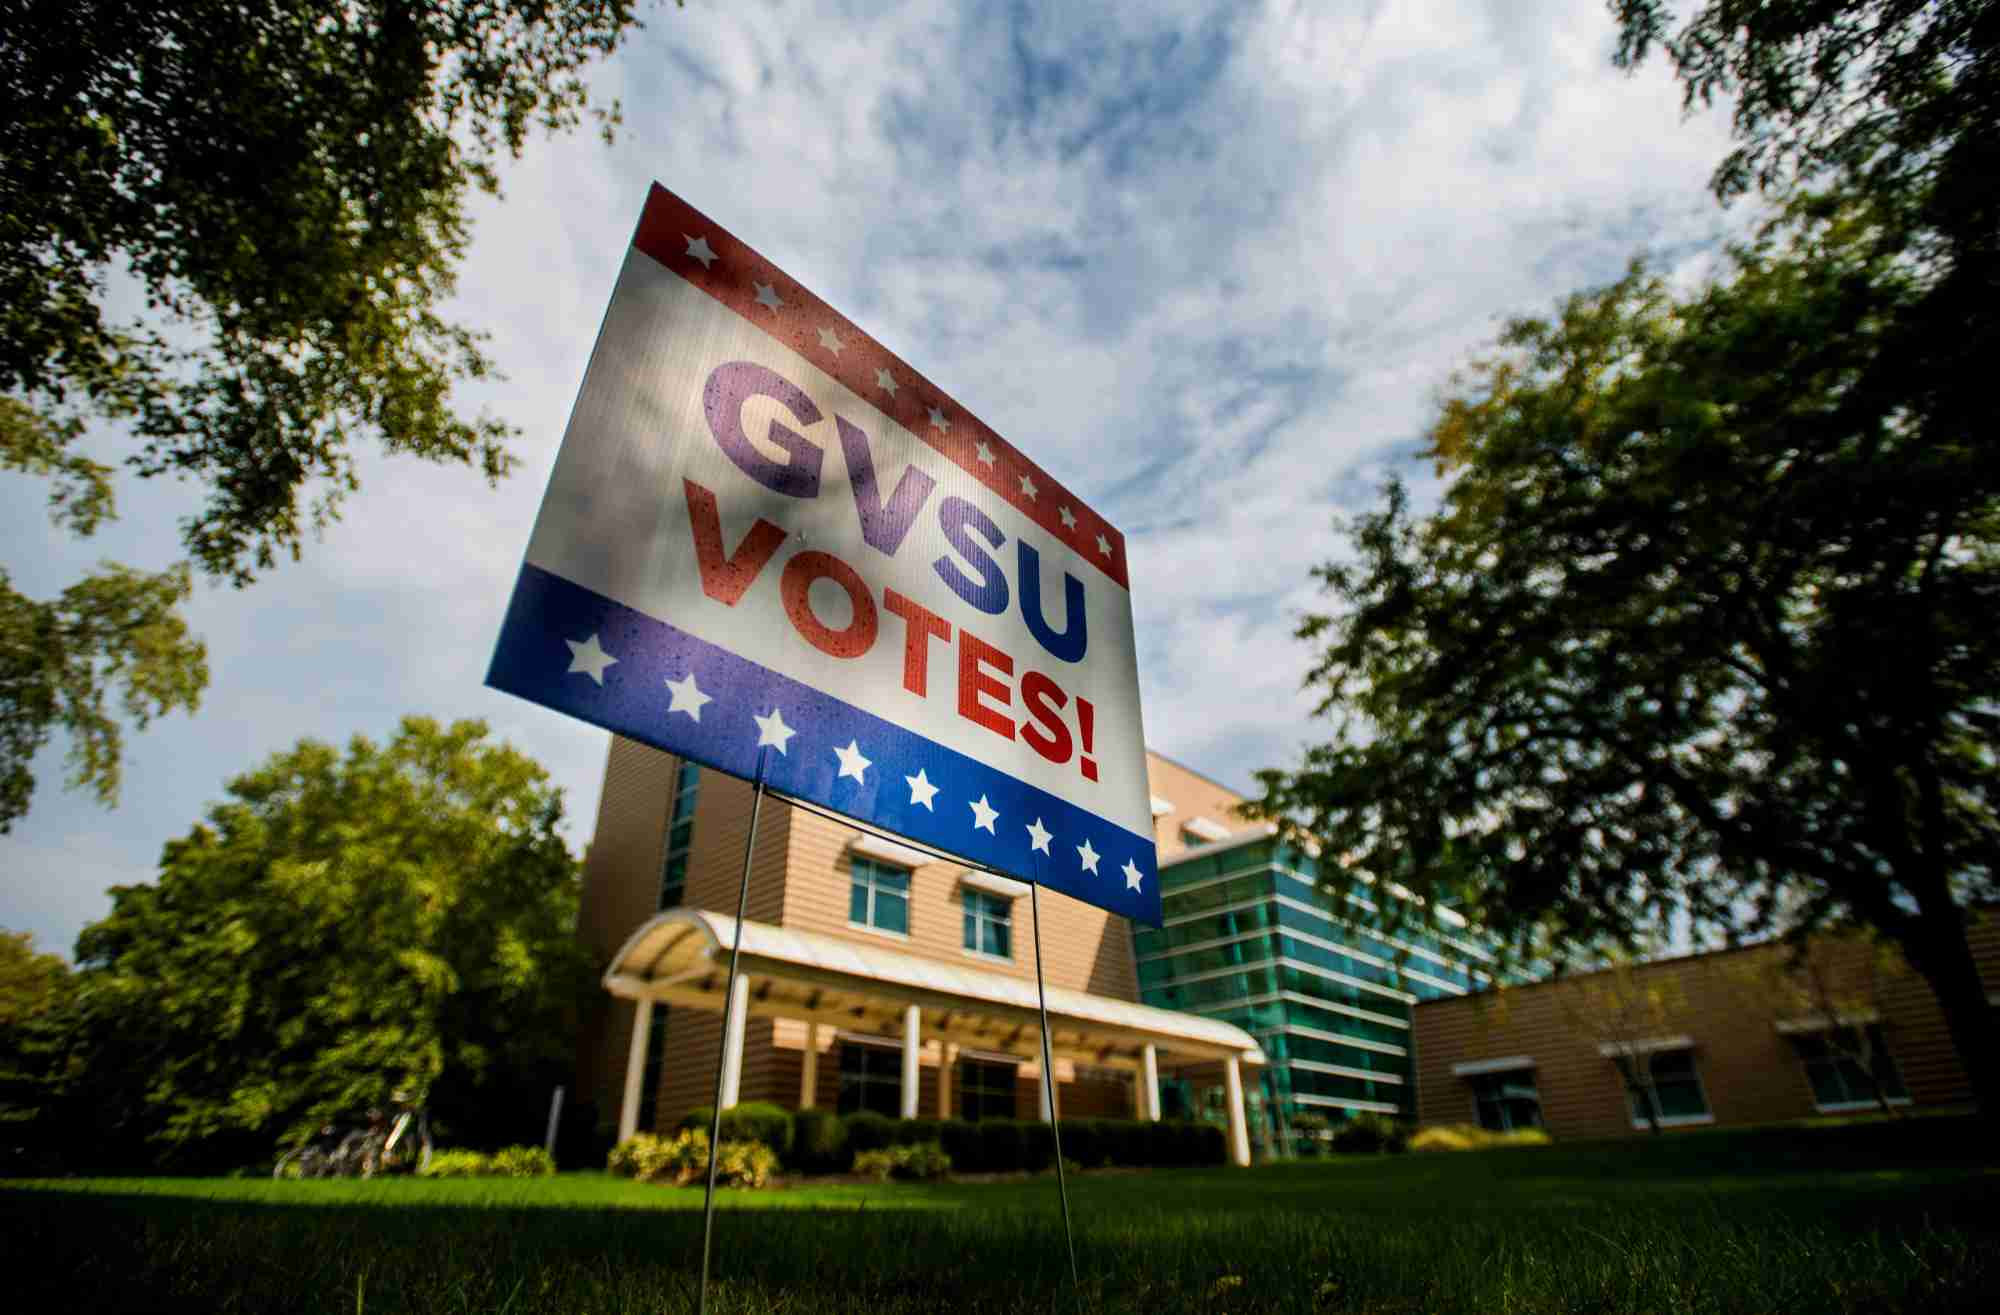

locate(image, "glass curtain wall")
[[1135, 836, 1496, 1159]]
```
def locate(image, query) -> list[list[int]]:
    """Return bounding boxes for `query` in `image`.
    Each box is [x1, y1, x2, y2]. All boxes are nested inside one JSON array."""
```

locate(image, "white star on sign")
[[1018, 473, 1038, 500], [969, 794, 999, 833], [975, 441, 996, 467], [753, 707, 796, 755], [685, 235, 717, 268], [665, 672, 712, 722], [833, 739, 871, 783], [1026, 818, 1052, 854], [926, 405, 950, 432], [1122, 859, 1144, 892], [1058, 506, 1077, 529], [875, 368, 898, 397], [753, 281, 785, 312], [564, 633, 617, 685], [818, 326, 846, 356], [1096, 534, 1112, 557], [1077, 838, 1101, 875], [906, 769, 939, 811]]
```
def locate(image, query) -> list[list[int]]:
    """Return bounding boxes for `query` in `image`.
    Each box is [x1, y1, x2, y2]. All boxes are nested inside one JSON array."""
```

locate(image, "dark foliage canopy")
[[33, 718, 590, 1169], [0, 0, 646, 830]]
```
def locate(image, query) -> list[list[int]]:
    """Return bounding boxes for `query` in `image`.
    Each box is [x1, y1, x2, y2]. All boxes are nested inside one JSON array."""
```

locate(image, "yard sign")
[[488, 184, 1160, 924]]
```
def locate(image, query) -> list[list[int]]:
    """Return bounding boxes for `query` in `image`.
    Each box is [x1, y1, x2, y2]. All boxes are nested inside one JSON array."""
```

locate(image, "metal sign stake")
[[699, 768, 767, 1315], [1030, 881, 1080, 1289]]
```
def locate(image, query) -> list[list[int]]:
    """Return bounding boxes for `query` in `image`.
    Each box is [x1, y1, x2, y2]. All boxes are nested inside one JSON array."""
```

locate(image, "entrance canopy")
[[604, 908, 1266, 1070]]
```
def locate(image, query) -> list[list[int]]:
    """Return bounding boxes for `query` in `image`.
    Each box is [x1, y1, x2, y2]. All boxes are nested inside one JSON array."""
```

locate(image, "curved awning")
[[604, 908, 1264, 1068]]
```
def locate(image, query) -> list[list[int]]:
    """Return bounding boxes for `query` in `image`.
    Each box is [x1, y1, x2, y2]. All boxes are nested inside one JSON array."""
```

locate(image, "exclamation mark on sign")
[[1077, 699, 1098, 781]]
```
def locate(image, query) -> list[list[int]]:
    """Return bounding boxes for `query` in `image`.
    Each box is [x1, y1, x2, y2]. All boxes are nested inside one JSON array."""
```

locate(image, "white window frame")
[[847, 855, 911, 939], [1622, 1044, 1715, 1130], [960, 887, 1013, 961]]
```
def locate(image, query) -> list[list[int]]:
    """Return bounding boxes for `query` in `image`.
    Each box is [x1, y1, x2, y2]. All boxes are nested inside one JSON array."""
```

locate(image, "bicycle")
[[272, 1107, 431, 1179]]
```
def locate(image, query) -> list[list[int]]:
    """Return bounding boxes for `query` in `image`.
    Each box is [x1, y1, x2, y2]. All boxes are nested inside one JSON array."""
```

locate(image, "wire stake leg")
[[699, 772, 766, 1315], [1031, 881, 1080, 1289]]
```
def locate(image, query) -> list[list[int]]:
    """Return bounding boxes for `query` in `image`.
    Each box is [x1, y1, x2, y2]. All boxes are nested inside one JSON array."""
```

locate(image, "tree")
[[1549, 948, 1689, 1135], [1249, 198, 1999, 1114], [0, 931, 74, 1169], [1728, 931, 1914, 1116], [1610, 2, 1999, 231], [55, 717, 590, 1168], [0, 0, 650, 830]]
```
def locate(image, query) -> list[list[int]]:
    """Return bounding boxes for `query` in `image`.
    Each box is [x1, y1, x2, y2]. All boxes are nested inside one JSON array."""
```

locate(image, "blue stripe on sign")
[[486, 564, 1162, 926]]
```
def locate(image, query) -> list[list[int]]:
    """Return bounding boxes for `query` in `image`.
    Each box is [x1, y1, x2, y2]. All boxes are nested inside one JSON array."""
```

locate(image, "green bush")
[[679, 1102, 794, 1157], [789, 1115, 1228, 1175], [418, 1149, 490, 1178], [1290, 1112, 1331, 1157], [607, 1129, 778, 1187], [714, 1139, 779, 1187], [790, 1107, 848, 1173], [851, 1142, 951, 1181], [1331, 1113, 1407, 1155], [486, 1145, 558, 1176], [843, 1112, 896, 1153], [1408, 1123, 1553, 1152], [936, 1119, 981, 1170], [889, 1117, 943, 1147]]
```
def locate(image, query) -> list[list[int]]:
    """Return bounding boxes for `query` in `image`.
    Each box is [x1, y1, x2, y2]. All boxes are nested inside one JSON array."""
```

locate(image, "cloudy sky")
[[1, 0, 1740, 955]]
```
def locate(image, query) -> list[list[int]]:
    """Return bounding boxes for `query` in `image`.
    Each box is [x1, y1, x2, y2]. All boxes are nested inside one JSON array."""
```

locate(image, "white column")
[[619, 997, 653, 1143], [901, 1005, 921, 1119], [1223, 1056, 1251, 1167], [1038, 1062, 1058, 1121], [1141, 1043, 1162, 1121], [799, 1024, 822, 1109], [937, 1043, 957, 1119], [718, 973, 750, 1110]]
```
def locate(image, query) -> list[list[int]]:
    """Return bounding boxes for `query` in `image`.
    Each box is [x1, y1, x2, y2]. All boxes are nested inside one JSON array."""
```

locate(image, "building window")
[[1468, 1068, 1541, 1132], [838, 1042, 903, 1117], [658, 760, 699, 909], [1629, 1048, 1712, 1125], [1791, 1026, 1909, 1110], [849, 857, 910, 935], [958, 1058, 1017, 1121], [962, 890, 1012, 958]]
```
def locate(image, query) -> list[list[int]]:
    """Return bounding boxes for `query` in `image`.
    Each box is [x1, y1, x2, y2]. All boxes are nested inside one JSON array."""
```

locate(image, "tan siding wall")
[[573, 736, 675, 1121], [775, 797, 1136, 999], [1413, 922, 1998, 1141], [1143, 753, 1254, 862]]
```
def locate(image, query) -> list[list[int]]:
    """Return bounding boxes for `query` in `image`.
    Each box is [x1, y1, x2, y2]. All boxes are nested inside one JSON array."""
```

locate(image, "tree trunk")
[[1613, 1054, 1660, 1134], [1908, 911, 1999, 1117]]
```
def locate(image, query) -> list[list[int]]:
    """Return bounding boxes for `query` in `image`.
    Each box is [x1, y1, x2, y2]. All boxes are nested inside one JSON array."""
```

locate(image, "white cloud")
[[0, 0, 1741, 948]]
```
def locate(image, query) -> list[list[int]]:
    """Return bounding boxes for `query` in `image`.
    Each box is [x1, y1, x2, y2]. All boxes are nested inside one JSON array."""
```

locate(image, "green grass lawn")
[[4, 1117, 1995, 1313]]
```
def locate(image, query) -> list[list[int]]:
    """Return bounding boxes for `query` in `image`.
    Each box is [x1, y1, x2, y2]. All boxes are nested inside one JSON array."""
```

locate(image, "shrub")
[[1331, 1113, 1407, 1155], [893, 1141, 951, 1180], [419, 1149, 490, 1178], [843, 1112, 896, 1154], [679, 1102, 794, 1158], [1409, 1123, 1553, 1152], [1290, 1112, 1331, 1157], [852, 1142, 951, 1181], [936, 1119, 981, 1171], [714, 1139, 779, 1188], [607, 1129, 777, 1187], [790, 1107, 848, 1173], [486, 1145, 557, 1177], [889, 1117, 942, 1147]]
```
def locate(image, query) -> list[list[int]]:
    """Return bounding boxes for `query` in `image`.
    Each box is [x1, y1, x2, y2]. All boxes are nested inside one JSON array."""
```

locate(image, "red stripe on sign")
[[630, 182, 1131, 590]]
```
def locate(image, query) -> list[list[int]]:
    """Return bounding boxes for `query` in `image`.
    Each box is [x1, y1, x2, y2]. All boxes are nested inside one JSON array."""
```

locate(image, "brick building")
[[572, 737, 1269, 1163], [1411, 921, 1999, 1139]]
